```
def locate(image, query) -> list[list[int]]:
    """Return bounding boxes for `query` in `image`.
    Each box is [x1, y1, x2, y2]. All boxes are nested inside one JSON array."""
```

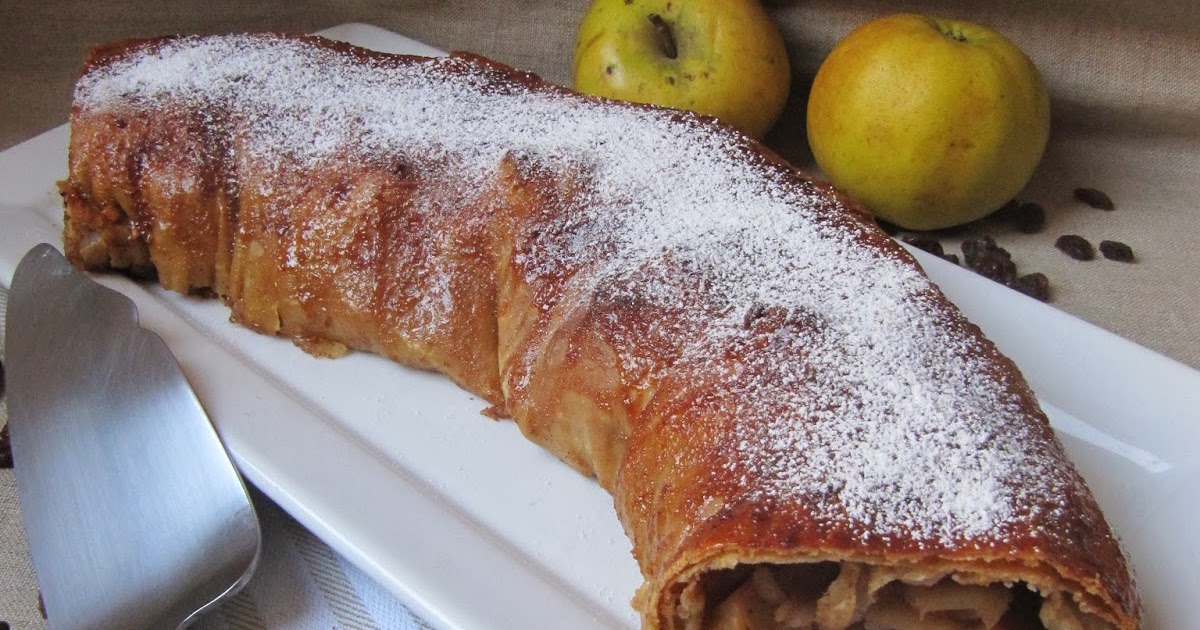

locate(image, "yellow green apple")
[[806, 13, 1050, 230], [573, 0, 791, 140]]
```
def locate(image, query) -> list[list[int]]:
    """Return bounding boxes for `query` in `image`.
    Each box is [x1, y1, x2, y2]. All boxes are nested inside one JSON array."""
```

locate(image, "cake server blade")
[[2, 243, 260, 630]]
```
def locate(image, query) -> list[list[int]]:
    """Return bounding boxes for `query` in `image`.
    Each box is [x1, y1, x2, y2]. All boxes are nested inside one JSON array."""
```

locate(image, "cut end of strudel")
[[59, 33, 1140, 630]]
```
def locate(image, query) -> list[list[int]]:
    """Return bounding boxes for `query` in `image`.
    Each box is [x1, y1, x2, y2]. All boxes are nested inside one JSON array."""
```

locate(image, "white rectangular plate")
[[2, 23, 1196, 630]]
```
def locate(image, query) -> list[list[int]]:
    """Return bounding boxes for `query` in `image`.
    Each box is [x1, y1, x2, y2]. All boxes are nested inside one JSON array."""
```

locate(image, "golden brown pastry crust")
[[60, 34, 1139, 630]]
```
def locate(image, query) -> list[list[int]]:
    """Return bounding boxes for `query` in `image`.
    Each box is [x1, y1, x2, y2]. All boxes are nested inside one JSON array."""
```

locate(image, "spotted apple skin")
[[807, 13, 1050, 230], [573, 0, 791, 139]]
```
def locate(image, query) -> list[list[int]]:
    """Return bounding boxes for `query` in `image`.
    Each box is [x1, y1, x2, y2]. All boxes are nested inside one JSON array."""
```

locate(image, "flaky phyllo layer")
[[62, 34, 1139, 630]]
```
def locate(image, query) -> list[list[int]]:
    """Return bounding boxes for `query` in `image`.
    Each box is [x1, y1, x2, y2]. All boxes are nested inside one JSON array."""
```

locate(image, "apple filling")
[[677, 563, 1115, 630]]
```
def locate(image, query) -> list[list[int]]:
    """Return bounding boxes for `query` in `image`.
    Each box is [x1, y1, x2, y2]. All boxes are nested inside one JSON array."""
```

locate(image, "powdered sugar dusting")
[[76, 35, 1079, 547]]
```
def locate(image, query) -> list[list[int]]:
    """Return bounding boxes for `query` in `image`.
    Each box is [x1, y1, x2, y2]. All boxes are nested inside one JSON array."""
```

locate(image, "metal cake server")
[[2, 244, 260, 630]]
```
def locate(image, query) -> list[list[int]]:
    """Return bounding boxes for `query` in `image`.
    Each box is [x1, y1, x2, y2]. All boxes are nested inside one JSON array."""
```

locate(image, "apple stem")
[[934, 19, 970, 42], [648, 14, 678, 60]]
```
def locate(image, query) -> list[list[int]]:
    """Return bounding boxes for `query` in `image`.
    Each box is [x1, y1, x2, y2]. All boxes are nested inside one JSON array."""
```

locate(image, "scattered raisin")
[[902, 234, 944, 257], [959, 235, 1020, 283], [961, 235, 998, 267], [972, 250, 1018, 285], [960, 235, 1052, 300], [940, 253, 960, 265], [1, 621, 10, 630], [1099, 240, 1136, 262], [1012, 273, 1051, 302], [1055, 234, 1095, 260], [1074, 187, 1115, 210], [1013, 202, 1046, 234], [0, 423, 10, 469]]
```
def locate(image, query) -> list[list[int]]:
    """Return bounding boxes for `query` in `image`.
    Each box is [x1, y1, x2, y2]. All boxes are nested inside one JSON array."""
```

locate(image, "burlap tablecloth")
[[1, 1, 1197, 628]]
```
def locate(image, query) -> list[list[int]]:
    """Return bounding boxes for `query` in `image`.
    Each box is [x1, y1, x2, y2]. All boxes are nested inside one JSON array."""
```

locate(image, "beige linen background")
[[1, 0, 1197, 627]]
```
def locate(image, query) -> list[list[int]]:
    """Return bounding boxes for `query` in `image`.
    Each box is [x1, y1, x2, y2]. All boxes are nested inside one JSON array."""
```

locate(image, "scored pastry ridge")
[[61, 33, 1139, 630]]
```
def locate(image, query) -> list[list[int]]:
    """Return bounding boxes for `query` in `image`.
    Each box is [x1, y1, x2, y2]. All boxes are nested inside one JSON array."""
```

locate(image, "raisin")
[[940, 253, 960, 265], [902, 234, 944, 256], [971, 250, 1018, 285], [1013, 202, 1046, 234], [0, 423, 10, 470], [1099, 240, 1136, 262], [1074, 187, 1115, 210], [1012, 273, 1051, 302], [1055, 234, 1095, 260], [961, 235, 997, 267]]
